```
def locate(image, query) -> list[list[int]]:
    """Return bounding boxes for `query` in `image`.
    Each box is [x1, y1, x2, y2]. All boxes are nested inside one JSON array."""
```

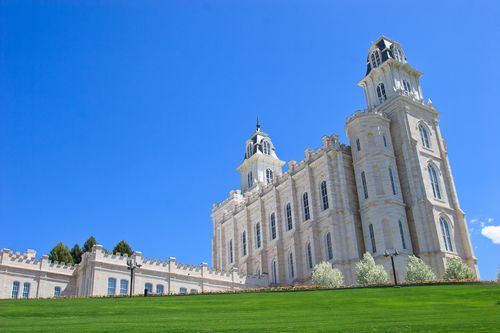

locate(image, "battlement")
[[0, 248, 78, 276]]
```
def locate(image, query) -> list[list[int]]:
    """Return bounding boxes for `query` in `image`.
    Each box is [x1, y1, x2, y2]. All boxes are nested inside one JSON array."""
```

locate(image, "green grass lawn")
[[0, 284, 499, 332]]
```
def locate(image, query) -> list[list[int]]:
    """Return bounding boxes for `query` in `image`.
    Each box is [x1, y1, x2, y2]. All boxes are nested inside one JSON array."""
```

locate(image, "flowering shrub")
[[356, 252, 389, 286], [443, 257, 475, 281], [312, 262, 344, 288], [405, 256, 436, 283]]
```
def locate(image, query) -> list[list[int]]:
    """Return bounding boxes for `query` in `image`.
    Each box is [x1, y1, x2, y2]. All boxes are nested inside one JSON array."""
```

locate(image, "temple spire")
[[256, 117, 261, 131]]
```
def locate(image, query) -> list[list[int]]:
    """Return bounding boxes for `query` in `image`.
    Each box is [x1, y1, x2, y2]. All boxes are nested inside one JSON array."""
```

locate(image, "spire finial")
[[256, 116, 261, 131]]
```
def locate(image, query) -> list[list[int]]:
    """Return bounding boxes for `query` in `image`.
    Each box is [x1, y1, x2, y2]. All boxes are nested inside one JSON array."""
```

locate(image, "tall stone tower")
[[347, 36, 477, 278], [237, 119, 285, 192]]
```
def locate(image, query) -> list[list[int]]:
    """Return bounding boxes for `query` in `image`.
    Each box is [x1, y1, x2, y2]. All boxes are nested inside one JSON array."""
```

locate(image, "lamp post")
[[127, 257, 142, 297], [383, 249, 399, 286]]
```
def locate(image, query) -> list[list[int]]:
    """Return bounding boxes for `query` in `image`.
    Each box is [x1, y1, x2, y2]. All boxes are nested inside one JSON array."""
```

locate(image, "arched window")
[[398, 220, 407, 250], [356, 138, 361, 151], [266, 168, 273, 184], [54, 286, 61, 297], [271, 260, 278, 284], [428, 164, 442, 199], [320, 181, 329, 210], [288, 252, 295, 278], [392, 45, 403, 62], [262, 140, 271, 155], [107, 278, 116, 295], [285, 203, 293, 231], [389, 167, 397, 195], [325, 232, 333, 260], [270, 213, 277, 240], [11, 281, 20, 299], [306, 242, 313, 269], [403, 79, 411, 94], [241, 231, 247, 256], [419, 124, 431, 149], [255, 222, 262, 249], [371, 50, 381, 68], [377, 83, 387, 103], [246, 144, 253, 158], [247, 171, 253, 188], [439, 217, 453, 251], [156, 284, 164, 295], [369, 224, 377, 253], [22, 282, 30, 299], [179, 287, 187, 295], [302, 192, 310, 221], [361, 171, 368, 199], [145, 283, 153, 294], [120, 279, 128, 295], [228, 239, 234, 263]]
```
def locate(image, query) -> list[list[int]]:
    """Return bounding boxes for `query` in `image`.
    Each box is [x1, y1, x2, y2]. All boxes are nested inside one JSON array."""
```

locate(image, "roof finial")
[[256, 116, 261, 131]]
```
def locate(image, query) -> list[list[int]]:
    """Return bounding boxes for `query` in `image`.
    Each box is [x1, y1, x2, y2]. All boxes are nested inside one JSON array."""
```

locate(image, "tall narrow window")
[[54, 286, 61, 297], [22, 282, 30, 299], [419, 125, 431, 148], [145, 283, 153, 294], [246, 144, 253, 158], [272, 260, 278, 284], [371, 50, 381, 68], [266, 168, 273, 184], [356, 138, 361, 151], [247, 172, 253, 188], [369, 224, 377, 253], [288, 252, 295, 278], [377, 83, 387, 103], [325, 232, 333, 260], [255, 223, 262, 249], [398, 220, 407, 250], [439, 217, 453, 252], [262, 141, 271, 155], [156, 284, 164, 295], [392, 45, 403, 62], [428, 164, 442, 199], [270, 213, 277, 240], [11, 281, 20, 299], [302, 192, 310, 221], [383, 134, 387, 148], [361, 171, 368, 199], [120, 279, 128, 295], [285, 203, 293, 231], [389, 167, 397, 195], [403, 79, 411, 93], [228, 239, 234, 264], [320, 181, 329, 210], [107, 278, 116, 295], [241, 231, 247, 256], [306, 242, 313, 269]]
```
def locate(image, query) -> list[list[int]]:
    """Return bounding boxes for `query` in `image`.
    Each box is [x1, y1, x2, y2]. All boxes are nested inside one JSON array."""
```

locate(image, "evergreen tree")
[[405, 256, 436, 283], [49, 242, 74, 264], [112, 240, 133, 256], [70, 244, 83, 264], [82, 236, 97, 253], [312, 262, 344, 288], [356, 252, 389, 286], [443, 257, 475, 281]]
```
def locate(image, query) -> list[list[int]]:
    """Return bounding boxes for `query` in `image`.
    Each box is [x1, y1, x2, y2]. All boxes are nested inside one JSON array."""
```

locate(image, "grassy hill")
[[0, 284, 499, 332]]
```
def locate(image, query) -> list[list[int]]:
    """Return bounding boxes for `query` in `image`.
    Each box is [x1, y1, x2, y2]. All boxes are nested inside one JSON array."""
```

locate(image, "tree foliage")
[[49, 242, 73, 264], [443, 257, 475, 281], [82, 236, 97, 253], [312, 262, 344, 288], [113, 240, 133, 256], [70, 244, 83, 264], [405, 255, 436, 283], [356, 252, 389, 286]]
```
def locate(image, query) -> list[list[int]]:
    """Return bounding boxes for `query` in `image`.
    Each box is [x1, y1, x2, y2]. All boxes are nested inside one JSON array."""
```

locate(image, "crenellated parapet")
[[1, 248, 78, 276]]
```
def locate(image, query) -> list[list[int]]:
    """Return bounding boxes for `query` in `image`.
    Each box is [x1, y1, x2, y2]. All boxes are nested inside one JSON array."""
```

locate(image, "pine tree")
[[356, 252, 389, 286], [49, 242, 74, 264], [70, 244, 83, 264], [405, 255, 436, 283], [112, 240, 133, 256], [82, 236, 97, 253]]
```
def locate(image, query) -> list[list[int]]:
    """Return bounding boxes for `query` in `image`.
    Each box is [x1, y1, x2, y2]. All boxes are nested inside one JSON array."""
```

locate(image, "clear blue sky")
[[1, 1, 499, 279]]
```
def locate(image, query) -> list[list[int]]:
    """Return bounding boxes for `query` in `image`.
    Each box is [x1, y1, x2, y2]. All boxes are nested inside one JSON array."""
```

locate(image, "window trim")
[[255, 222, 262, 249], [376, 82, 387, 103], [288, 252, 295, 279], [439, 216, 453, 252], [369, 224, 377, 253], [285, 203, 293, 231], [265, 168, 273, 184], [107, 277, 117, 296], [302, 192, 310, 221], [306, 242, 313, 270], [241, 231, 247, 256], [22, 282, 30, 299], [11, 281, 20, 299], [120, 279, 128, 295], [419, 124, 431, 149], [270, 213, 277, 240], [428, 164, 442, 199], [320, 181, 329, 211], [325, 232, 333, 260]]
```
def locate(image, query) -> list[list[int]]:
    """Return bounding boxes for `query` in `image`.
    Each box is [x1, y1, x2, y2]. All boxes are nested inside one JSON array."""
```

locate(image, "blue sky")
[[1, 1, 499, 280]]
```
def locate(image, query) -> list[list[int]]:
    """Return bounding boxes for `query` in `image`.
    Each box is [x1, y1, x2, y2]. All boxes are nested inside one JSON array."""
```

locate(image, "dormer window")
[[262, 140, 271, 155], [376, 83, 387, 103], [392, 45, 404, 62], [370, 50, 381, 68]]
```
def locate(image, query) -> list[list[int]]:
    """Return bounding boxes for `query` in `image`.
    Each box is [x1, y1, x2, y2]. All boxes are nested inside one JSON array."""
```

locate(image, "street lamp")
[[384, 249, 399, 286], [127, 257, 142, 297]]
